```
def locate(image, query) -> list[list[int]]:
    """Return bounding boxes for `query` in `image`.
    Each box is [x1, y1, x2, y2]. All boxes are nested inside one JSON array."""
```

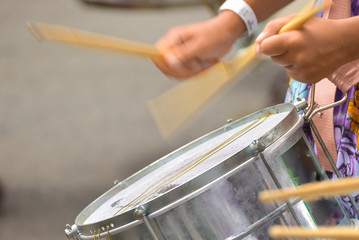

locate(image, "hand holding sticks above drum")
[[26, 2, 327, 139], [149, 2, 327, 138]]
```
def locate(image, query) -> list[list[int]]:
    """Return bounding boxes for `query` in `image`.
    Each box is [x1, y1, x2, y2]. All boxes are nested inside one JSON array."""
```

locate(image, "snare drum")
[[65, 103, 350, 240]]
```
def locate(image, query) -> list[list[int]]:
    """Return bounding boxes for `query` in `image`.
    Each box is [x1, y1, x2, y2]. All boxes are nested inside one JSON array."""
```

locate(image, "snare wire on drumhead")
[[112, 114, 274, 217], [113, 114, 272, 216]]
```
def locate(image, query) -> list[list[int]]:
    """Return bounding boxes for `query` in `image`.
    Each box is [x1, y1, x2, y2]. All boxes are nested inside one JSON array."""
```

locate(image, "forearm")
[[341, 16, 359, 63], [245, 0, 294, 22], [327, 16, 359, 92]]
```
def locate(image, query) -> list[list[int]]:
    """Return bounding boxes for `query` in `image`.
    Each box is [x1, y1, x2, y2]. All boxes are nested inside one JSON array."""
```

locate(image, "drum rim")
[[74, 103, 301, 235]]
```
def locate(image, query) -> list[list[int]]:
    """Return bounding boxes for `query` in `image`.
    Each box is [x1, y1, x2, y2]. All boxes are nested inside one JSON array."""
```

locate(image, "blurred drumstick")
[[26, 22, 161, 59], [259, 177, 359, 203], [149, 2, 326, 138], [270, 226, 359, 240], [149, 45, 256, 138]]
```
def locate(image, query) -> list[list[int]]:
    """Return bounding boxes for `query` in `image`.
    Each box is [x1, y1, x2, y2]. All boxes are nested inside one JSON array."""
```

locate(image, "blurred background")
[[0, 0, 305, 239]]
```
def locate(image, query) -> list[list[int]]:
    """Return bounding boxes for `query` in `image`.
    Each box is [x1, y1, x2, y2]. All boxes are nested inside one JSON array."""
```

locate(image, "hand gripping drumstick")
[[269, 226, 359, 240], [259, 176, 359, 203], [149, 2, 327, 138]]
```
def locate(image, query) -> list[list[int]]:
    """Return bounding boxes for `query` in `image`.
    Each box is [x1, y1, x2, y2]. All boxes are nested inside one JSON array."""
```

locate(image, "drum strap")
[[311, 79, 337, 170], [311, 0, 351, 171]]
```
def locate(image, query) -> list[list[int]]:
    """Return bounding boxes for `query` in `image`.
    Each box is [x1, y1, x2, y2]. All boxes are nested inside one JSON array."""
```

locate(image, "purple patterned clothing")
[[285, 0, 359, 218], [352, 0, 359, 15]]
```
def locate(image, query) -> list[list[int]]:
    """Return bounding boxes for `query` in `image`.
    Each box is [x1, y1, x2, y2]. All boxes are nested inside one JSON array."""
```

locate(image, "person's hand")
[[154, 11, 246, 79], [255, 15, 353, 84]]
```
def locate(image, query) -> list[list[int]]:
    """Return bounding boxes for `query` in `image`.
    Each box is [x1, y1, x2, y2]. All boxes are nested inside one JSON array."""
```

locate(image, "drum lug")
[[64, 224, 79, 240], [114, 180, 128, 189], [293, 97, 308, 112], [226, 118, 233, 124], [250, 139, 265, 153], [224, 119, 234, 131], [134, 205, 160, 240], [134, 205, 148, 220]]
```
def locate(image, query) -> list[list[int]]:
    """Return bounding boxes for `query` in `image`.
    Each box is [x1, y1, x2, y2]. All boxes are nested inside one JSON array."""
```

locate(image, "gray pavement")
[[0, 1, 292, 239]]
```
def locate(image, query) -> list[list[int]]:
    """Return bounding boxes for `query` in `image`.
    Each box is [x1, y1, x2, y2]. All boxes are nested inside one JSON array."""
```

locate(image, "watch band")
[[219, 0, 258, 37]]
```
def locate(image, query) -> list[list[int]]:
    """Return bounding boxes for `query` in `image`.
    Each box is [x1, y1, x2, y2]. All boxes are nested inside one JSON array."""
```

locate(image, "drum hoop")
[[75, 103, 301, 235]]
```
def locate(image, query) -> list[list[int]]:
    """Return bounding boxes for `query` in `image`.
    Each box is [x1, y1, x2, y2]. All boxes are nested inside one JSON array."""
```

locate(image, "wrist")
[[214, 10, 247, 39], [218, 0, 258, 37]]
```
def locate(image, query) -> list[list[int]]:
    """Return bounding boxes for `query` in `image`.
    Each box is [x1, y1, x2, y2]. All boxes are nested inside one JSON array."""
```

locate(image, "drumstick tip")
[[268, 225, 283, 238], [278, 2, 327, 34], [258, 191, 269, 203], [26, 21, 42, 41], [258, 190, 279, 203]]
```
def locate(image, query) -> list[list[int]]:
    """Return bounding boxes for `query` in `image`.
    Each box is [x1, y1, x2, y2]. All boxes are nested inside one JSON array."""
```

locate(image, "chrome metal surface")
[[143, 215, 160, 240], [69, 103, 349, 240], [261, 120, 348, 228], [79, 221, 141, 240], [133, 205, 147, 220], [259, 152, 302, 227], [225, 200, 301, 240], [306, 92, 348, 121], [65, 224, 79, 240], [307, 83, 316, 115], [75, 104, 298, 230], [120, 103, 297, 187], [293, 97, 307, 112]]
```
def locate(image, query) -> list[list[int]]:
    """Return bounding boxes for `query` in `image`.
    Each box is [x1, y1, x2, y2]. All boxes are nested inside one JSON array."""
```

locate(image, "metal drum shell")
[[71, 103, 347, 240]]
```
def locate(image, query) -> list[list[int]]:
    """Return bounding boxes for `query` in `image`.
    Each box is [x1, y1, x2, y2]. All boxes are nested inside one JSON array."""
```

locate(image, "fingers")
[[153, 52, 215, 79], [260, 34, 291, 56], [152, 58, 178, 78], [255, 14, 302, 74], [156, 26, 187, 51], [255, 14, 296, 56], [270, 50, 292, 67], [155, 27, 218, 79]]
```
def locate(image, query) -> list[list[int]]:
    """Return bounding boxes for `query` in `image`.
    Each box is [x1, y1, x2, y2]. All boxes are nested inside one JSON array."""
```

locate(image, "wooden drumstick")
[[148, 45, 257, 138], [26, 22, 161, 59], [259, 177, 359, 203], [26, 1, 326, 59], [278, 3, 326, 34], [270, 226, 359, 240]]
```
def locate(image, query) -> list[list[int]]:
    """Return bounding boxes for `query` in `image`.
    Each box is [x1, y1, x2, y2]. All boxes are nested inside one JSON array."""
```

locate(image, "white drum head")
[[84, 109, 292, 224]]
